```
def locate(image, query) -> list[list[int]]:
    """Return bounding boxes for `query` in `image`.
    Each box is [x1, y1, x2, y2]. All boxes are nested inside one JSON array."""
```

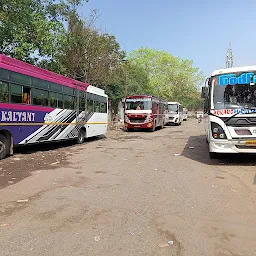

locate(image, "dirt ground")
[[0, 119, 256, 256]]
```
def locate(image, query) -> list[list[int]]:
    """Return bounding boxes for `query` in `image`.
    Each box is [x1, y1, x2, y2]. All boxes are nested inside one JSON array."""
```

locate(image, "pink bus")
[[0, 54, 108, 159]]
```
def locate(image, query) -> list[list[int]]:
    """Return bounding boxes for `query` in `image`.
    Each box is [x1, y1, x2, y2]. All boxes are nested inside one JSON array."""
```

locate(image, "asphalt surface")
[[0, 119, 256, 256]]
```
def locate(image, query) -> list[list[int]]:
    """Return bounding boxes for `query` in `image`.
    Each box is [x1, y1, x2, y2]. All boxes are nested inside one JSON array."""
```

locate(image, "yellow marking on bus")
[[0, 122, 108, 126]]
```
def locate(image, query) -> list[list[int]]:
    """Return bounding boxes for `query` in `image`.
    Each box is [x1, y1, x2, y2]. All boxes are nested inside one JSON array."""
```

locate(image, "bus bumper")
[[167, 117, 179, 124], [209, 139, 256, 153], [124, 121, 154, 129]]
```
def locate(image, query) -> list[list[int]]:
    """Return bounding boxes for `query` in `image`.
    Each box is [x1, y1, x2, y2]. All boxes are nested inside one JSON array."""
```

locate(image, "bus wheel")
[[149, 122, 155, 132], [0, 134, 9, 160], [77, 129, 85, 144]]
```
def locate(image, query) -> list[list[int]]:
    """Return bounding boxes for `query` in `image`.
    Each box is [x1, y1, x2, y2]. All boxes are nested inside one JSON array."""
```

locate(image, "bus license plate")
[[245, 140, 256, 145]]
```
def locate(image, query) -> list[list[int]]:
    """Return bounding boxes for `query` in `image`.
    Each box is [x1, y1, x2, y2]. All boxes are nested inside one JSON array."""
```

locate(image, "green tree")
[[129, 47, 205, 109], [0, 0, 87, 65], [58, 10, 126, 84]]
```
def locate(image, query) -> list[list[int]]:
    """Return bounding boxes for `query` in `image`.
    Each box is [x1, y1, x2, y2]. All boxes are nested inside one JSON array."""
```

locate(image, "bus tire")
[[77, 129, 85, 144], [209, 152, 218, 159], [0, 134, 9, 160]]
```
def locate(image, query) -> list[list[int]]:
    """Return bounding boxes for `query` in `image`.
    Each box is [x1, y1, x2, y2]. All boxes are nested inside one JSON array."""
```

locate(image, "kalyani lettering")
[[213, 109, 256, 116], [1, 111, 35, 122]]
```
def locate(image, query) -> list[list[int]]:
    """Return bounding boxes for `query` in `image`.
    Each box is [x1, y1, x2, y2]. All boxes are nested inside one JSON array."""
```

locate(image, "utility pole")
[[226, 42, 234, 68]]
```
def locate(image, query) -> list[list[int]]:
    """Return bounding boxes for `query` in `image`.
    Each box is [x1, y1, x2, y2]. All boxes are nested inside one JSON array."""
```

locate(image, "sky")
[[80, 0, 256, 78]]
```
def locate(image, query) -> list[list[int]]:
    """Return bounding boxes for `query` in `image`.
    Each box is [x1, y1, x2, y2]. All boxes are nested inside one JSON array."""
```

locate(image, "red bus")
[[124, 95, 168, 132]]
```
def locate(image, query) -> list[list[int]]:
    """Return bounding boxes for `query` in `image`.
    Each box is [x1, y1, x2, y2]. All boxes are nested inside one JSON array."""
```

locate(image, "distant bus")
[[124, 95, 168, 132], [166, 102, 183, 125], [183, 108, 188, 121], [0, 54, 108, 160], [196, 111, 204, 119]]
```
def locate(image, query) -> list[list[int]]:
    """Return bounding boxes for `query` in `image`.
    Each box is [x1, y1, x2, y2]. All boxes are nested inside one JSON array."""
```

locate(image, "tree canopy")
[[128, 48, 205, 109], [0, 0, 205, 112]]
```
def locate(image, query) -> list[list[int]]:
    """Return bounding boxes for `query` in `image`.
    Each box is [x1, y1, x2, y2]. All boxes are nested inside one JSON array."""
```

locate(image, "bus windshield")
[[168, 104, 178, 112], [126, 98, 152, 110], [213, 73, 256, 110]]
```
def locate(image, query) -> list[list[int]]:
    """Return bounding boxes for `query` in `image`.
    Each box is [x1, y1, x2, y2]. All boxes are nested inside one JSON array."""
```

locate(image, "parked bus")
[[202, 66, 256, 158], [0, 54, 108, 160], [196, 111, 204, 119], [166, 102, 183, 125], [124, 95, 168, 132], [183, 108, 188, 121]]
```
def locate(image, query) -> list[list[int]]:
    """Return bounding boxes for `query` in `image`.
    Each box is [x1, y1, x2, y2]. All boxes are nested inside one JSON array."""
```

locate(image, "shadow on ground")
[[182, 135, 256, 166], [0, 136, 105, 189], [14, 135, 105, 155]]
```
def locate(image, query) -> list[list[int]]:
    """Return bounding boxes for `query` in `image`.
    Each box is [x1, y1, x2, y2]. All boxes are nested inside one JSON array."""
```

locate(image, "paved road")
[[0, 119, 256, 256]]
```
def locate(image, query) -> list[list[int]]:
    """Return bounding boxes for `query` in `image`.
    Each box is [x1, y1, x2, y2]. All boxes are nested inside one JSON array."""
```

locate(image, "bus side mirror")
[[201, 86, 208, 98]]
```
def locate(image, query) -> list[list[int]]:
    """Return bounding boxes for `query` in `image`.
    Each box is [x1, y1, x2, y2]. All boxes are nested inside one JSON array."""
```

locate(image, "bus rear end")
[[124, 96, 154, 131]]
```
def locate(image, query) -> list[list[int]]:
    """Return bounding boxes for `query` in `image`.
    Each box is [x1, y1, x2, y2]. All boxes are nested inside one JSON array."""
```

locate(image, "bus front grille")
[[130, 118, 145, 123]]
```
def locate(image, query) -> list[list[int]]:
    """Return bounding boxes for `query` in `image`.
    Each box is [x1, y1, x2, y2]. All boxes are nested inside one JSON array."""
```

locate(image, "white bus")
[[183, 108, 188, 121], [166, 102, 183, 126], [0, 54, 108, 159], [202, 66, 256, 158]]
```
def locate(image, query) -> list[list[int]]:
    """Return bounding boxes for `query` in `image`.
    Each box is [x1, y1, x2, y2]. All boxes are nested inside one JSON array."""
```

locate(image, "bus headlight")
[[211, 122, 227, 139], [125, 115, 130, 123]]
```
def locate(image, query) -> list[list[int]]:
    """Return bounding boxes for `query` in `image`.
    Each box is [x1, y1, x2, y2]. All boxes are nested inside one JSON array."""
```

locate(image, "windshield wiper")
[[224, 108, 256, 123]]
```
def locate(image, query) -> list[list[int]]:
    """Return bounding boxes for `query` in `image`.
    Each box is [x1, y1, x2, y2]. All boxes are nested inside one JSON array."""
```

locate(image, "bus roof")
[[168, 102, 182, 105], [211, 65, 256, 76], [0, 54, 90, 90]]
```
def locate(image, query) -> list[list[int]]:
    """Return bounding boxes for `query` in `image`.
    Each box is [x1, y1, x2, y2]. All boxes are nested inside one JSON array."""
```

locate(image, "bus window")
[[63, 86, 74, 96], [10, 71, 31, 86], [100, 102, 107, 113], [0, 68, 9, 81], [23, 86, 31, 104], [57, 94, 63, 109], [0, 82, 9, 102], [63, 95, 74, 109], [11, 84, 22, 103], [49, 82, 62, 93], [32, 77, 48, 89], [33, 88, 48, 106], [136, 104, 141, 110], [49, 92, 58, 108], [94, 100, 100, 112], [79, 97, 85, 111]]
